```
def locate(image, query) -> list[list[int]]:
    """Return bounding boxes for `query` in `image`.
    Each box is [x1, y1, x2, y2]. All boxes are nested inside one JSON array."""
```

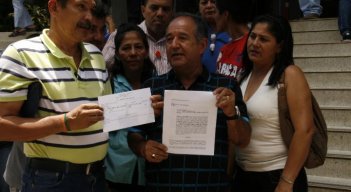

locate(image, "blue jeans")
[[21, 166, 107, 192], [0, 143, 12, 192], [339, 0, 351, 34], [12, 0, 33, 28], [299, 0, 323, 16]]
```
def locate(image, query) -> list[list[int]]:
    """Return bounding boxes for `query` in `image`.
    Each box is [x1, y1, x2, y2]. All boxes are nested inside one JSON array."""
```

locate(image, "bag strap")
[[20, 82, 42, 117], [277, 71, 294, 147]]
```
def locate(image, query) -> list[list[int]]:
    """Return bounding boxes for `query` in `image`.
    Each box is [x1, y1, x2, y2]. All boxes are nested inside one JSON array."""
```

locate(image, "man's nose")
[[170, 38, 180, 48], [253, 38, 259, 45], [85, 10, 93, 23], [156, 8, 165, 17]]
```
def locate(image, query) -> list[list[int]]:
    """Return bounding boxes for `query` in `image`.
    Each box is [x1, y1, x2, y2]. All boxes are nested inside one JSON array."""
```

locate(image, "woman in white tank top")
[[232, 15, 314, 192]]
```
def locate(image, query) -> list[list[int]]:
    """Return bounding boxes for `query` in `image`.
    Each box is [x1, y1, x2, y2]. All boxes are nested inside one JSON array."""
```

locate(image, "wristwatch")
[[226, 106, 241, 120]]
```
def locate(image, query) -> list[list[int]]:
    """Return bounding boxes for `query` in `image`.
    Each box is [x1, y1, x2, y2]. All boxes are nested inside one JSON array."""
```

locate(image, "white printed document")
[[162, 90, 217, 156], [98, 88, 155, 132]]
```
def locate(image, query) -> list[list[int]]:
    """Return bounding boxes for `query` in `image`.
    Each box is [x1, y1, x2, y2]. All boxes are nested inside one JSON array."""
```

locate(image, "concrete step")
[[296, 57, 351, 72], [292, 17, 351, 192], [293, 30, 342, 44], [0, 42, 9, 51], [309, 187, 351, 192], [304, 72, 351, 89], [0, 31, 40, 50], [329, 126, 351, 133], [306, 150, 351, 179], [291, 18, 338, 32], [327, 127, 351, 151], [308, 175, 351, 191], [294, 43, 351, 58], [312, 90, 351, 108], [322, 108, 351, 128]]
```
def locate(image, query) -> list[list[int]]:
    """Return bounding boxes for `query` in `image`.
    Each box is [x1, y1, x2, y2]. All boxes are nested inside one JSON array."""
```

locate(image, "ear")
[[48, 0, 58, 15], [141, 5, 146, 18], [276, 41, 284, 54], [198, 37, 208, 55], [223, 11, 229, 21]]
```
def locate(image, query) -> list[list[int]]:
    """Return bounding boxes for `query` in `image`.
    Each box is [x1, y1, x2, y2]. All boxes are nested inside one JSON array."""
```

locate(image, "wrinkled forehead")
[[58, 0, 95, 8]]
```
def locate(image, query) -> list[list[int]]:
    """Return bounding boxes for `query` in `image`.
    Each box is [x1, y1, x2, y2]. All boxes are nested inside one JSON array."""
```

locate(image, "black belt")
[[27, 158, 104, 175]]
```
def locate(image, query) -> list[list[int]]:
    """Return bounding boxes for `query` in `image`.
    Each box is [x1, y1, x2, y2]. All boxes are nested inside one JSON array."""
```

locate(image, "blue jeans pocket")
[[25, 170, 64, 191]]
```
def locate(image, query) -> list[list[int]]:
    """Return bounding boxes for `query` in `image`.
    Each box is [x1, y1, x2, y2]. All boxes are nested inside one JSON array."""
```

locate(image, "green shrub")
[[25, 3, 50, 30]]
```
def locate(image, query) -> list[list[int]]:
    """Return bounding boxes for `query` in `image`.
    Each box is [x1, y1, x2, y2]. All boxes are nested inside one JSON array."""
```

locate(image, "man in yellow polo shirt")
[[0, 0, 111, 191]]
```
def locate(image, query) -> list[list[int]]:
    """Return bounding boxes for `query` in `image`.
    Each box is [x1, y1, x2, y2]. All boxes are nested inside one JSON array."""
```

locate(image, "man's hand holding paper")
[[98, 88, 155, 132]]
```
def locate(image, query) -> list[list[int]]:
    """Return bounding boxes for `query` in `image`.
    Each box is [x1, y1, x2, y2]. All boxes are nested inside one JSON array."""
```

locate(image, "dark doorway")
[[321, 0, 338, 18]]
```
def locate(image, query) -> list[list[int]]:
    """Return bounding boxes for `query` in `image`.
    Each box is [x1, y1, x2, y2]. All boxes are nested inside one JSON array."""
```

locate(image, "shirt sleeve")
[[0, 45, 34, 102], [102, 30, 117, 68]]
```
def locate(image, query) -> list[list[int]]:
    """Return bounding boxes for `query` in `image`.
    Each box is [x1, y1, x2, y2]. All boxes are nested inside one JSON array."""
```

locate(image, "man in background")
[[103, 0, 174, 75], [198, 0, 231, 73], [87, 0, 111, 50], [215, 0, 252, 80]]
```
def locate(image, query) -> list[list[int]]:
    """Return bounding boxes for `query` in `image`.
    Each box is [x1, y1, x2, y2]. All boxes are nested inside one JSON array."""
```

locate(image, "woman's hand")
[[275, 179, 293, 192]]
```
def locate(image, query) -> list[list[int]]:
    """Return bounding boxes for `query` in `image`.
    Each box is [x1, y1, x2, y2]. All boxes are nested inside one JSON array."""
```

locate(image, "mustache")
[[77, 21, 92, 30], [170, 51, 182, 56]]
